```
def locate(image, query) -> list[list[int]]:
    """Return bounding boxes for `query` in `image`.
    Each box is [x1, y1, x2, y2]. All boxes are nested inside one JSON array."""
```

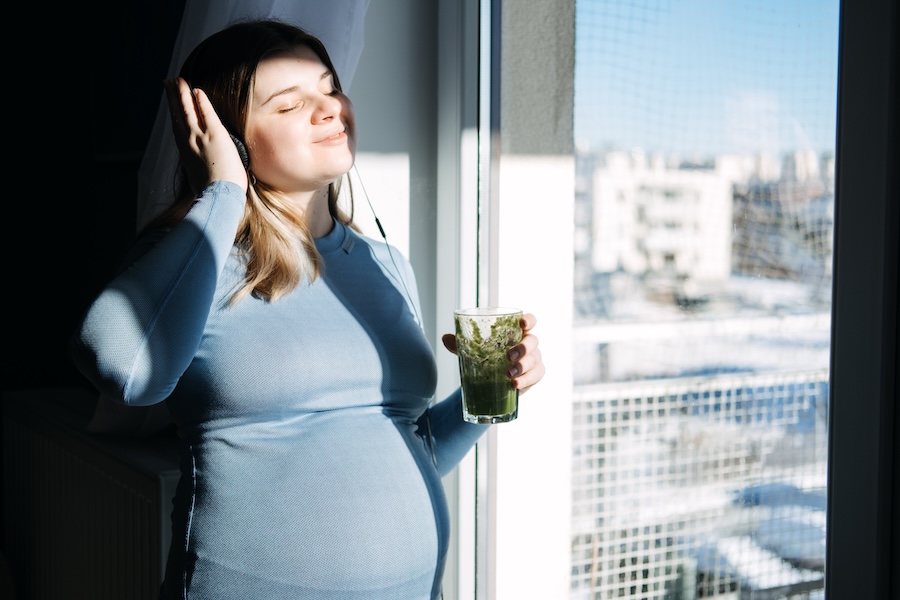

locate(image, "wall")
[[7, 1, 186, 394]]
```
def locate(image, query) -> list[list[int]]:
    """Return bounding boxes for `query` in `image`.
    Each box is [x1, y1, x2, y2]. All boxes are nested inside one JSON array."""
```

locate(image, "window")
[[452, 1, 896, 599], [571, 3, 838, 598], [352, 2, 896, 598]]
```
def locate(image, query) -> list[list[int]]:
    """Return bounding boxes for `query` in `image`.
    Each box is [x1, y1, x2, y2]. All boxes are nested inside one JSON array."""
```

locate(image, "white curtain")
[[136, 0, 371, 230]]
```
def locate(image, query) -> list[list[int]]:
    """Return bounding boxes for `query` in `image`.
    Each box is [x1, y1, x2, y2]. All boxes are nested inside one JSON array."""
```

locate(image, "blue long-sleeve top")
[[70, 181, 489, 599]]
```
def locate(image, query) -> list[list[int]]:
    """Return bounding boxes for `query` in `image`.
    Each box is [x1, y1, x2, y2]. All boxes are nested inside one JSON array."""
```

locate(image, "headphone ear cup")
[[229, 133, 250, 169]]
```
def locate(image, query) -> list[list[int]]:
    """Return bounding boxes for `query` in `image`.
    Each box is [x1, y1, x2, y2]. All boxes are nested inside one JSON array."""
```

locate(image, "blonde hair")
[[142, 19, 359, 304], [231, 178, 358, 304]]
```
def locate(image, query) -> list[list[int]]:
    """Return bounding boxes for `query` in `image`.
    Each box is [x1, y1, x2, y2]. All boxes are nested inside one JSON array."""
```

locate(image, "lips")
[[315, 129, 346, 143]]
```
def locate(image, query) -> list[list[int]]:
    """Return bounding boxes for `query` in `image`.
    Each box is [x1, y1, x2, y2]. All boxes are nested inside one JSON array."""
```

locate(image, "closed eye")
[[278, 101, 305, 113]]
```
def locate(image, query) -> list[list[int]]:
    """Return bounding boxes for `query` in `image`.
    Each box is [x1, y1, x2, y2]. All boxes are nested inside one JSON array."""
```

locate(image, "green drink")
[[454, 307, 523, 424]]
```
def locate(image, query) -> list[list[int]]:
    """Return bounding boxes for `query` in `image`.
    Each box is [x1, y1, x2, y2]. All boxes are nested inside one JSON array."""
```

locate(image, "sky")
[[575, 0, 841, 158]]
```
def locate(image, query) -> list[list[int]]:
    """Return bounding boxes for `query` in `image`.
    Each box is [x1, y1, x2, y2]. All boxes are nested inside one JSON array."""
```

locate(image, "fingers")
[[520, 312, 537, 333], [165, 78, 196, 133], [162, 78, 249, 195], [508, 330, 544, 393], [510, 313, 543, 393], [191, 86, 218, 132], [441, 333, 457, 355], [511, 347, 545, 393], [165, 78, 218, 140], [164, 78, 205, 175]]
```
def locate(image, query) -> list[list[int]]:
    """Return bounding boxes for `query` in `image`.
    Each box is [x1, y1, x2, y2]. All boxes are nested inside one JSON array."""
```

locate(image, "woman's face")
[[245, 46, 356, 194]]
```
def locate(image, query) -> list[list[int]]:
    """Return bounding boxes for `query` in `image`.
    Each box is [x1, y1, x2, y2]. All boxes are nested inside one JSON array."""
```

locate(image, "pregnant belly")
[[179, 410, 448, 596]]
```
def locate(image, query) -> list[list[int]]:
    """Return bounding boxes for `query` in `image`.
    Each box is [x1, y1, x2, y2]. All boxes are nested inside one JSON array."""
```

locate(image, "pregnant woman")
[[71, 19, 544, 599]]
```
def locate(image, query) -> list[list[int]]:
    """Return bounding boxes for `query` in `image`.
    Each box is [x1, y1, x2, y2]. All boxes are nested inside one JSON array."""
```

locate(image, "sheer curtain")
[[136, 0, 370, 230]]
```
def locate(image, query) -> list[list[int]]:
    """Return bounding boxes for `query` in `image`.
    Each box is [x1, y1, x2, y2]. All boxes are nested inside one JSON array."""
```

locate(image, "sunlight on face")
[[245, 46, 356, 194]]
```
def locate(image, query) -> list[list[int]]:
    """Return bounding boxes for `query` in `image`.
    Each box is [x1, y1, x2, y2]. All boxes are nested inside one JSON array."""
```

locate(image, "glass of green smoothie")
[[454, 307, 524, 424]]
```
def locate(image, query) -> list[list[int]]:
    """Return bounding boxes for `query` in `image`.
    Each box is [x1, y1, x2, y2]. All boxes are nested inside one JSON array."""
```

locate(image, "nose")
[[313, 93, 343, 122]]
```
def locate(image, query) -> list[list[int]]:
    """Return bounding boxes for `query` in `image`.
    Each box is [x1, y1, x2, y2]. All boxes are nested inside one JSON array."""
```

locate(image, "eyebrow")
[[260, 70, 333, 107]]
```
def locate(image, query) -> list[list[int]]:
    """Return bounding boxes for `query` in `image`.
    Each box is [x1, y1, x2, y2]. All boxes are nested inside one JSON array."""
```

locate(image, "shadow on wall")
[[6, 1, 185, 394]]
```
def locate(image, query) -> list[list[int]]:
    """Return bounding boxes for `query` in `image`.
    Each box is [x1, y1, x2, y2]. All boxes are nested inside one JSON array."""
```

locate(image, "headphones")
[[353, 164, 423, 328], [229, 133, 250, 170]]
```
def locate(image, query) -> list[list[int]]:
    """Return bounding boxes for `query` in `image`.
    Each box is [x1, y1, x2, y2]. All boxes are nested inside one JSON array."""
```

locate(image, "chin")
[[333, 153, 356, 176]]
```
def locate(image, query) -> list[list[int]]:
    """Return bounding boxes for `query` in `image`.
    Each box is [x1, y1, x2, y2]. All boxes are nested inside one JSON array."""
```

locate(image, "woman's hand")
[[441, 312, 546, 394], [164, 77, 249, 195]]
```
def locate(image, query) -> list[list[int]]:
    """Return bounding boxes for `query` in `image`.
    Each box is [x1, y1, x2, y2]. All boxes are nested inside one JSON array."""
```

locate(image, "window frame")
[[826, 0, 899, 597]]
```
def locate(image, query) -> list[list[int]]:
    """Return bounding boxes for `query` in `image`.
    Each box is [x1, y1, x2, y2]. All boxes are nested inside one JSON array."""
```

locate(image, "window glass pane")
[[573, 2, 839, 599]]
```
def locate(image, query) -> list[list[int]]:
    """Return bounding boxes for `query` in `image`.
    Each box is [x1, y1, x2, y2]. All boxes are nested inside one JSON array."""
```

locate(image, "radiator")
[[2, 388, 179, 600]]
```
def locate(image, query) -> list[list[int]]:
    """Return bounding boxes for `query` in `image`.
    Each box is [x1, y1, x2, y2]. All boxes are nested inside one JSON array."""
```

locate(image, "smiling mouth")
[[317, 130, 346, 143]]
